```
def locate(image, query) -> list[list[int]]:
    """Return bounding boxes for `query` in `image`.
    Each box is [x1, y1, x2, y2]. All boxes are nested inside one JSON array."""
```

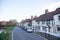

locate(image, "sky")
[[0, 0, 60, 22]]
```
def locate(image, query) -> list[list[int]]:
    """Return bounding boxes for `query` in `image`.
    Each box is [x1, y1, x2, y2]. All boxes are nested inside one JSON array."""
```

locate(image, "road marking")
[[11, 30, 14, 40]]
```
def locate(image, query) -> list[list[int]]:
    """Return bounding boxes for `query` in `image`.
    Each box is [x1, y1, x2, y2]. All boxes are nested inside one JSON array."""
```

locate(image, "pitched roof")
[[36, 7, 60, 21]]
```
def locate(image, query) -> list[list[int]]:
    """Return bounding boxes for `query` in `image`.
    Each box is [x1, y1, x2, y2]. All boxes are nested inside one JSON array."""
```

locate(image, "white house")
[[53, 14, 60, 33], [32, 7, 60, 34], [20, 7, 60, 34], [32, 16, 40, 32], [20, 19, 32, 30]]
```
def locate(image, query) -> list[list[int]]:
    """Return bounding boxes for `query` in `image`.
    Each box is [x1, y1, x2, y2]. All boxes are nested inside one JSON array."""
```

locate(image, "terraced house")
[[20, 19, 32, 30], [20, 7, 60, 34], [32, 7, 60, 34]]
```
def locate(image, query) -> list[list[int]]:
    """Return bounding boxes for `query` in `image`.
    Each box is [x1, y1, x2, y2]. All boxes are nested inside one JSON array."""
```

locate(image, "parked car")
[[27, 27, 33, 33]]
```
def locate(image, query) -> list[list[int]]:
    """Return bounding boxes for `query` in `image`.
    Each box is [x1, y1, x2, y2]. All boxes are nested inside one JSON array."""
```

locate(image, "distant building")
[[32, 16, 40, 32], [20, 19, 32, 29]]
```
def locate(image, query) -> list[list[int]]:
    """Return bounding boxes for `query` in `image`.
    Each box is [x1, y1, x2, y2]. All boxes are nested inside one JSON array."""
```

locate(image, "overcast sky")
[[0, 0, 60, 22]]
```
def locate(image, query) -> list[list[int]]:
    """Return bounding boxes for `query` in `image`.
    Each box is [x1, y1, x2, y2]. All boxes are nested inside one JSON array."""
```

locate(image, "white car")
[[27, 27, 33, 33]]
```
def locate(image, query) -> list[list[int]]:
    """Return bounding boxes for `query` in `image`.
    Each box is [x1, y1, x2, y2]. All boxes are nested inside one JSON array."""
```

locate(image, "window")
[[58, 15, 60, 20], [37, 21, 39, 24], [35, 26, 40, 30], [42, 21, 45, 24], [48, 21, 50, 24], [46, 21, 50, 25], [33, 25, 34, 28], [42, 26, 46, 31], [57, 27, 60, 31]]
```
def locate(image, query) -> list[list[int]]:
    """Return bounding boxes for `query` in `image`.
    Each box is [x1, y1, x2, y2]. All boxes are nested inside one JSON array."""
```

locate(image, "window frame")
[[46, 20, 50, 25], [57, 27, 60, 31], [58, 15, 60, 20], [42, 21, 45, 24]]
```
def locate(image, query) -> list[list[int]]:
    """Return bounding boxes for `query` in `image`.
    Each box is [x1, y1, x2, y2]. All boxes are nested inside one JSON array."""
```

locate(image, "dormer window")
[[58, 15, 60, 20]]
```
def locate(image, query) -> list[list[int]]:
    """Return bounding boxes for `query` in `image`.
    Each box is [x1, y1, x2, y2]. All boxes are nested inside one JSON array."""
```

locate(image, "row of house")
[[20, 19, 32, 30], [20, 7, 60, 34]]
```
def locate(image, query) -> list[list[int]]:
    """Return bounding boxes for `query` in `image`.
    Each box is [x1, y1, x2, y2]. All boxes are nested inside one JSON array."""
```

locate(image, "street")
[[12, 26, 46, 40]]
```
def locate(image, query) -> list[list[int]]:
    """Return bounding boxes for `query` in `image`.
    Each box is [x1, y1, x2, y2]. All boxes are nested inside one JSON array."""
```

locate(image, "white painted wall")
[[49, 20, 54, 33], [39, 20, 54, 33], [31, 14, 60, 33], [54, 14, 60, 25], [53, 14, 60, 33], [23, 22, 28, 29], [32, 20, 40, 32], [32, 20, 54, 33]]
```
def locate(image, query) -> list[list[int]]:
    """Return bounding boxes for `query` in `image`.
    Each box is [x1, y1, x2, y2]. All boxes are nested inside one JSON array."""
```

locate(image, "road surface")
[[12, 26, 46, 40]]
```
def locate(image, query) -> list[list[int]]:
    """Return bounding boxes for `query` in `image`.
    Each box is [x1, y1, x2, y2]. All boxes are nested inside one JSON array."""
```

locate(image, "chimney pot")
[[45, 9, 49, 13]]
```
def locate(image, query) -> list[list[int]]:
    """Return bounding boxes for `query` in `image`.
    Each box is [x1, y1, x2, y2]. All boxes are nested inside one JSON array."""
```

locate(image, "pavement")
[[11, 26, 47, 40]]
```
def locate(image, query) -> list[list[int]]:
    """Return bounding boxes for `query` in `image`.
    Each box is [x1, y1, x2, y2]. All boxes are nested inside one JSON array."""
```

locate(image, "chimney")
[[45, 9, 49, 13], [34, 15, 37, 18], [31, 16, 33, 20]]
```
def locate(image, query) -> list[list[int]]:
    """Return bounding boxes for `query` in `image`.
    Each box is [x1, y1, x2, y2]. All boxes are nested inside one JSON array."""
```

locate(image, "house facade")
[[20, 19, 32, 29], [20, 7, 60, 34], [53, 14, 60, 33], [32, 17, 40, 32], [32, 7, 60, 33]]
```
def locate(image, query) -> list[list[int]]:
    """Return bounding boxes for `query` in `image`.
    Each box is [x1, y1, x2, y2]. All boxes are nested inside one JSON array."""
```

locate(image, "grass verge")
[[0, 26, 14, 40]]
